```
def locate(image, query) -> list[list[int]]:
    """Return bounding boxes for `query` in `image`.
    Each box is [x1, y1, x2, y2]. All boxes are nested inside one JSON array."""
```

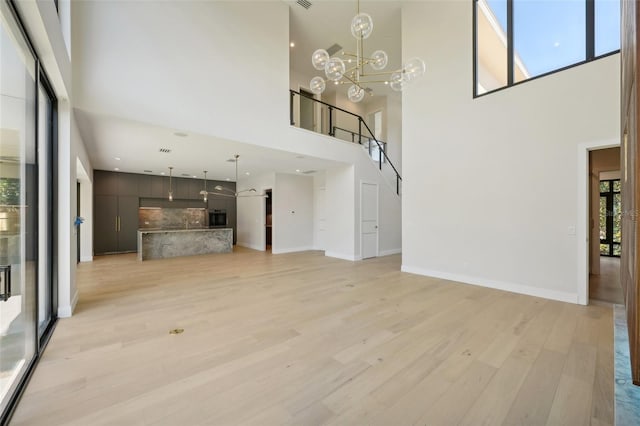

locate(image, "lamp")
[[310, 0, 425, 102], [168, 166, 173, 201], [202, 170, 208, 202], [199, 155, 268, 198]]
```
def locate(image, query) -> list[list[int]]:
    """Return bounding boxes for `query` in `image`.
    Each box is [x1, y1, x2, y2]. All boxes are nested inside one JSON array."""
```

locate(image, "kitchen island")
[[137, 228, 233, 261]]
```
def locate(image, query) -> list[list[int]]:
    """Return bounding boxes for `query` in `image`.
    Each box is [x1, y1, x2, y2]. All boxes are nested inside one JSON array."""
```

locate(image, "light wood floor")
[[590, 257, 624, 305], [11, 248, 613, 425]]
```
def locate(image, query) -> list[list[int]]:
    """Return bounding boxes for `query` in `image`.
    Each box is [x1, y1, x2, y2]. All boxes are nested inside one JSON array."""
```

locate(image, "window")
[[599, 178, 621, 257], [474, 0, 620, 96]]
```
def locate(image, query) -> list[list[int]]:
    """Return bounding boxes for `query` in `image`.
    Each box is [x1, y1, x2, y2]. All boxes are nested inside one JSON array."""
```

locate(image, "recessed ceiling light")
[[114, 157, 121, 161], [174, 132, 188, 137], [384, 81, 389, 85], [192, 175, 197, 178], [161, 172, 165, 175], [245, 172, 250, 175], [553, 41, 560, 48], [114, 167, 120, 171], [225, 178, 230, 181], [296, 169, 301, 173], [290, 42, 295, 48]]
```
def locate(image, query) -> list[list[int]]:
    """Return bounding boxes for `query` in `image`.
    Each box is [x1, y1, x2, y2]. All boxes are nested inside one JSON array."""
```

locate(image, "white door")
[[361, 182, 378, 259]]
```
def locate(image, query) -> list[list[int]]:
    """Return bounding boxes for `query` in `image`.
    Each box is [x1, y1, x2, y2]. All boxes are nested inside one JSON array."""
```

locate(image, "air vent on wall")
[[159, 148, 171, 153], [326, 43, 342, 56], [296, 0, 312, 9]]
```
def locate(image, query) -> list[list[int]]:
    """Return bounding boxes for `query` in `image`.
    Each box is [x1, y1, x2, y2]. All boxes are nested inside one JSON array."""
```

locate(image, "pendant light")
[[168, 166, 174, 201], [202, 171, 208, 202]]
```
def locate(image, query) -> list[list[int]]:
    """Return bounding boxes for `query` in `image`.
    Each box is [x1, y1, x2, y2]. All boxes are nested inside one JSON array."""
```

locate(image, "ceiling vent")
[[159, 148, 171, 153], [296, 0, 312, 9], [181, 173, 191, 177], [226, 158, 237, 163], [302, 170, 317, 174], [143, 170, 153, 173], [326, 43, 342, 56]]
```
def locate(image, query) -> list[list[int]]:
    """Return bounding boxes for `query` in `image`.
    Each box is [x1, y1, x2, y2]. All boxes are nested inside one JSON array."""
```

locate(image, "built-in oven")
[[209, 209, 227, 227]]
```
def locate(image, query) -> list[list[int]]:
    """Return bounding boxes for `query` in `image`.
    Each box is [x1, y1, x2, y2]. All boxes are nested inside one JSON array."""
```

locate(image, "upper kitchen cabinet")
[[94, 170, 139, 196], [117, 173, 139, 196]]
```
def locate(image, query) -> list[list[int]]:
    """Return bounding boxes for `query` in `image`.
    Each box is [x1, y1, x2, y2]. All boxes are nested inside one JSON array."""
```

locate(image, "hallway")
[[590, 257, 624, 305]]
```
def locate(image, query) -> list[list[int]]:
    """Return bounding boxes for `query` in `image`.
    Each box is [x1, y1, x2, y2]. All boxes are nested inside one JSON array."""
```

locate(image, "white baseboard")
[[272, 246, 314, 254], [325, 251, 357, 261], [400, 264, 578, 304], [237, 242, 265, 252], [58, 290, 79, 318], [379, 248, 402, 257], [80, 255, 93, 262]]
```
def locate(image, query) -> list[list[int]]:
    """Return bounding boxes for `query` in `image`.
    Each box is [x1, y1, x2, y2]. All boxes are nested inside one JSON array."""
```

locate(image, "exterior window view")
[[475, 0, 621, 95], [1, 0, 639, 424]]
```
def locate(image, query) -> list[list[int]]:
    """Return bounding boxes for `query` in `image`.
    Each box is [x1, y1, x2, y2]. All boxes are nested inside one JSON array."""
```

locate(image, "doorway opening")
[[588, 147, 623, 304], [299, 88, 316, 132], [265, 189, 272, 251]]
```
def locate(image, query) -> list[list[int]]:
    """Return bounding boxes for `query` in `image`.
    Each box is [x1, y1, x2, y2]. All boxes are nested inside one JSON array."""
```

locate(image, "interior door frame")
[[359, 180, 379, 260], [577, 138, 621, 305], [298, 84, 322, 133]]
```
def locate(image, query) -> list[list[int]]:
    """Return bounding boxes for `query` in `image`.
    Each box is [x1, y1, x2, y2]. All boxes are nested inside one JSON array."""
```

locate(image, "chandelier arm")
[[360, 70, 399, 77], [357, 79, 394, 84]]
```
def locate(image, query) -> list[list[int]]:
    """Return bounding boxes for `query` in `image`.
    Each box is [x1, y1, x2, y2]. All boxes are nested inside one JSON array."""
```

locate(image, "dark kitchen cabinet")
[[94, 195, 138, 254]]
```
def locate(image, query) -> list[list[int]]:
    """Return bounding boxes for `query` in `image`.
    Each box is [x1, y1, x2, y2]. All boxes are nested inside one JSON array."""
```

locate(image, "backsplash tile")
[[139, 208, 206, 229]]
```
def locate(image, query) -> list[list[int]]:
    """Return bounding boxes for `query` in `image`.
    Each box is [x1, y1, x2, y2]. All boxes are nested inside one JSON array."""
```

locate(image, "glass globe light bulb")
[[309, 76, 326, 95], [311, 49, 330, 71], [324, 57, 346, 81], [351, 12, 374, 39], [370, 50, 388, 71], [389, 71, 407, 92], [348, 84, 365, 103], [403, 57, 426, 82]]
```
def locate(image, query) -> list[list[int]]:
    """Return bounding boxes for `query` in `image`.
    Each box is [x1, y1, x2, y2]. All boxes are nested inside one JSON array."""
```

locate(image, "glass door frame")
[[599, 178, 621, 257], [0, 1, 58, 423]]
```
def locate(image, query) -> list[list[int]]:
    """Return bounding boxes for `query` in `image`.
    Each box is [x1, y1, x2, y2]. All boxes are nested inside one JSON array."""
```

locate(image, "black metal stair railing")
[[289, 89, 402, 195]]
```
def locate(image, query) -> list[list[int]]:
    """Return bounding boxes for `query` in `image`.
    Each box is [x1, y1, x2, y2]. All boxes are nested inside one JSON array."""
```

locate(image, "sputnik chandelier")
[[309, 0, 426, 102]]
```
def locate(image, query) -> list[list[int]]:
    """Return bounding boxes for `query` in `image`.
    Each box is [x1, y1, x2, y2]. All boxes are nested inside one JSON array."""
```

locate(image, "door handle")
[[118, 216, 121, 232], [0, 265, 11, 302], [116, 216, 118, 232]]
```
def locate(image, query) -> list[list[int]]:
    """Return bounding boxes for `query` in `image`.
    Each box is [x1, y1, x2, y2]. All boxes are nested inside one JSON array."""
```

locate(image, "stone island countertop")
[[137, 228, 232, 260]]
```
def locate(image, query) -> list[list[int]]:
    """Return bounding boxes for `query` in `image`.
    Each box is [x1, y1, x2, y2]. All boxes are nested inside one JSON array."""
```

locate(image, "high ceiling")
[[71, 1, 402, 179]]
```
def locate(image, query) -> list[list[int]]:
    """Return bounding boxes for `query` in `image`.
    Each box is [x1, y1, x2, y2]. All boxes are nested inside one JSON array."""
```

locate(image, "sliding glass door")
[[0, 5, 38, 416]]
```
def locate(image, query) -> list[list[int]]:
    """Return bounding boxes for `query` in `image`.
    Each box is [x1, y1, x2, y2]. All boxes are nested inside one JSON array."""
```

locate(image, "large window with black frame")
[[599, 179, 621, 257], [474, 0, 621, 97]]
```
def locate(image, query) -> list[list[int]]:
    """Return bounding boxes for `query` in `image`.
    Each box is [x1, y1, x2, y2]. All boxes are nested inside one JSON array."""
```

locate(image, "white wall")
[[313, 171, 326, 250], [324, 165, 356, 260], [272, 173, 314, 254], [401, 1, 620, 303], [236, 172, 275, 251], [72, 1, 289, 149]]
